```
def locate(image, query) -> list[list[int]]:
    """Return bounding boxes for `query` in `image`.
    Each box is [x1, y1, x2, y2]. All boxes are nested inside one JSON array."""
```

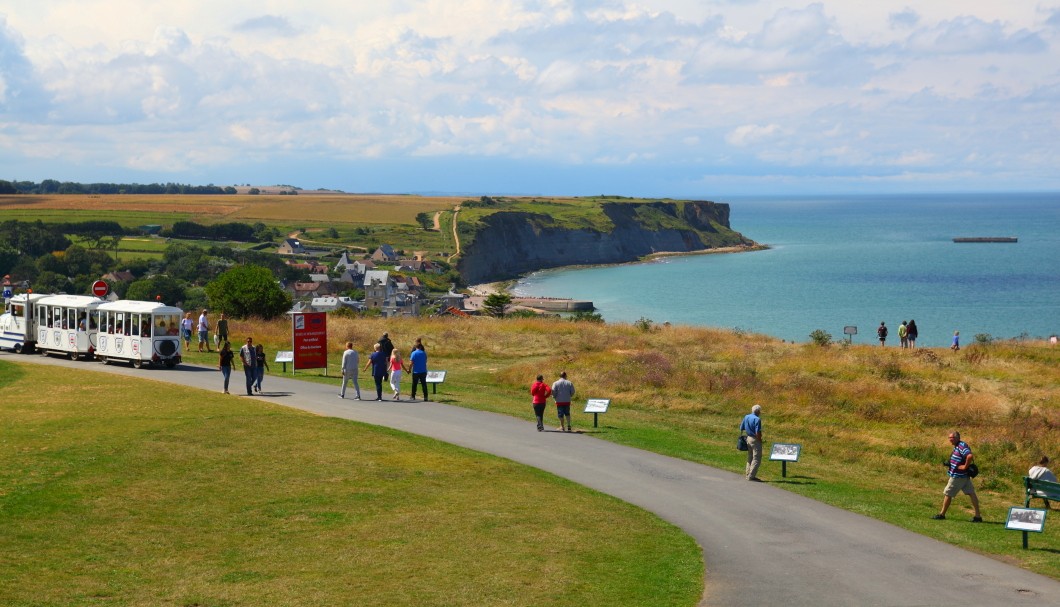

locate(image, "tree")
[[126, 275, 187, 306], [415, 212, 433, 230], [204, 265, 291, 319], [482, 292, 512, 318]]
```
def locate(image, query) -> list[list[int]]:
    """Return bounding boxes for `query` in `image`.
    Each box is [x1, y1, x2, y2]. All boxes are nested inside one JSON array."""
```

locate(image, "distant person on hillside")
[[197, 309, 211, 353], [214, 312, 229, 348], [898, 321, 909, 349], [906, 319, 919, 349], [181, 312, 194, 349], [339, 342, 361, 399], [932, 431, 982, 522], [740, 405, 764, 482], [408, 343, 428, 401], [951, 330, 960, 351], [364, 343, 388, 401], [1029, 456, 1058, 509], [254, 343, 269, 393], [877, 322, 888, 347], [530, 374, 552, 432], [551, 372, 575, 432], [217, 341, 234, 394], [378, 332, 394, 380], [239, 337, 257, 396]]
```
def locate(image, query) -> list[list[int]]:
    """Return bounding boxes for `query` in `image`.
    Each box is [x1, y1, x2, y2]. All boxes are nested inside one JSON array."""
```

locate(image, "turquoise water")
[[513, 193, 1060, 347]]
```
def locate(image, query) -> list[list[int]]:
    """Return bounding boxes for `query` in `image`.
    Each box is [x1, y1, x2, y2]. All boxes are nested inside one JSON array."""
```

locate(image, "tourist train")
[[0, 293, 184, 368]]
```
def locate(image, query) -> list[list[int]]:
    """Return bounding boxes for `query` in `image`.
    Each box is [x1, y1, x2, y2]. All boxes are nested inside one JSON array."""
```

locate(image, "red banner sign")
[[292, 312, 328, 370]]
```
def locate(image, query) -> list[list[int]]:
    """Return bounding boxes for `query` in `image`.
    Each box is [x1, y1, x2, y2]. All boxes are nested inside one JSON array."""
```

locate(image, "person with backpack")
[[932, 431, 982, 522], [877, 321, 888, 346]]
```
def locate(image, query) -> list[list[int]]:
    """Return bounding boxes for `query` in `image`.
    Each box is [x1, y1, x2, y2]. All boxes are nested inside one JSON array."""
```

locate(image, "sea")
[[512, 193, 1060, 347]]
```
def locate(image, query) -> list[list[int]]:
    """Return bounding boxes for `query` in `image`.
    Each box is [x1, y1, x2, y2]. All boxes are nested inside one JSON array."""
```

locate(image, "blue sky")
[[1, 1, 1058, 196]]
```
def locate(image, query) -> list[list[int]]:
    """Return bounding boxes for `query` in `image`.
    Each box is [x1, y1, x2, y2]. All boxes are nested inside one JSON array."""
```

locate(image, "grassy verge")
[[0, 362, 701, 607], [180, 315, 1059, 580]]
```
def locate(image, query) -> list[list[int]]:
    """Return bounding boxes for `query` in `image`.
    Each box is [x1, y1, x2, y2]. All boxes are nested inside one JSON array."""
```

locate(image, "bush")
[[569, 310, 604, 324], [634, 317, 654, 333], [974, 333, 994, 345], [809, 329, 832, 346]]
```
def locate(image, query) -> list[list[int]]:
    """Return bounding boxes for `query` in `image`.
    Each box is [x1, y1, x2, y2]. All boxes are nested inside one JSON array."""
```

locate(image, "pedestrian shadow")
[[253, 392, 294, 398], [769, 476, 817, 485]]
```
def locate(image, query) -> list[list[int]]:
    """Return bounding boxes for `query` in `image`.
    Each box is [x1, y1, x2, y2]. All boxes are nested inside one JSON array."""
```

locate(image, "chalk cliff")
[[457, 201, 752, 284]]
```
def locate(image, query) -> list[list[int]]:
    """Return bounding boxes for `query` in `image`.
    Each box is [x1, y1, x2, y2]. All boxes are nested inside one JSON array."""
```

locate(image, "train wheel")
[[38, 348, 48, 357], [132, 359, 143, 369], [68, 352, 78, 361], [13, 344, 21, 354], [99, 357, 109, 365], [164, 359, 177, 368]]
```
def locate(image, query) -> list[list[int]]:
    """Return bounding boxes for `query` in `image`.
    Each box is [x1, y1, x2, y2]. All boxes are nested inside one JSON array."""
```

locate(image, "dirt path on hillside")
[[446, 206, 461, 263]]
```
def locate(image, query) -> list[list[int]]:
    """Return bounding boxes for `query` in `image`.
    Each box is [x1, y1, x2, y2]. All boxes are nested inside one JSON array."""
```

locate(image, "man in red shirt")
[[530, 375, 552, 432]]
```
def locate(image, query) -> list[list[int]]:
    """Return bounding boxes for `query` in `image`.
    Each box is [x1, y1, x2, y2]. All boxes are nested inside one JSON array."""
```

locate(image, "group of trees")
[[1, 180, 238, 195]]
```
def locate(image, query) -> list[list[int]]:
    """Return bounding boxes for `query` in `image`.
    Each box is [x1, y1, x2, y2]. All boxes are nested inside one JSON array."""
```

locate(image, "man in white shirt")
[[339, 342, 361, 399]]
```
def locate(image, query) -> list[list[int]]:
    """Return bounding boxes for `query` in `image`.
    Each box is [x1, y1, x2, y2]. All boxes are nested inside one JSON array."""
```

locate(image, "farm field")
[[0, 194, 459, 227], [0, 361, 701, 607], [176, 314, 1060, 580]]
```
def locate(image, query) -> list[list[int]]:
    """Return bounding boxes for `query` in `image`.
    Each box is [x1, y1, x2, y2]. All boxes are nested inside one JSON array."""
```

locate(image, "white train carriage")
[[94, 300, 184, 368], [33, 294, 106, 360], [0, 293, 46, 353]]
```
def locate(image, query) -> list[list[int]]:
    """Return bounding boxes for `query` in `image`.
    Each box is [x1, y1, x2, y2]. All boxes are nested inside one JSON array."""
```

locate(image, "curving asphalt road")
[[6, 352, 1059, 606]]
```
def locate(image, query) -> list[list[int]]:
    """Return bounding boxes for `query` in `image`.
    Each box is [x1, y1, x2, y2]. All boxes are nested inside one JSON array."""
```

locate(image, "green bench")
[[1024, 476, 1060, 509]]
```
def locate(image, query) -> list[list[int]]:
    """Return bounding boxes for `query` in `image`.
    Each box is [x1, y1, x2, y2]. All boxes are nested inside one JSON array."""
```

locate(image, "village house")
[[370, 244, 398, 263], [334, 268, 364, 285], [351, 260, 376, 275], [101, 270, 136, 283], [363, 270, 392, 309], [396, 259, 442, 274], [310, 296, 364, 313], [278, 238, 306, 255], [334, 250, 358, 271], [309, 273, 331, 284]]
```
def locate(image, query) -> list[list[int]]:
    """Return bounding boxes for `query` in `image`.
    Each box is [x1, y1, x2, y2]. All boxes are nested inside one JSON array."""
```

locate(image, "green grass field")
[[179, 315, 1059, 581], [0, 361, 701, 607]]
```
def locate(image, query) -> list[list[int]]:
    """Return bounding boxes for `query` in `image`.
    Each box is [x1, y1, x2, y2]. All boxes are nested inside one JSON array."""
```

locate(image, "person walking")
[[898, 321, 908, 349], [364, 343, 388, 401], [378, 332, 394, 380], [214, 312, 229, 349], [932, 431, 982, 522], [254, 343, 269, 393], [388, 348, 405, 400], [408, 343, 428, 401], [531, 374, 552, 432], [740, 405, 764, 482], [217, 341, 234, 394], [181, 312, 194, 350], [906, 319, 918, 349], [197, 309, 211, 353], [339, 342, 361, 399], [877, 321, 888, 347], [239, 337, 257, 396], [551, 371, 575, 432], [951, 330, 960, 351]]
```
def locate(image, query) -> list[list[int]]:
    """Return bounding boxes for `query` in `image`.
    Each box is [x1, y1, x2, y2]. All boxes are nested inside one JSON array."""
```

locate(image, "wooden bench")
[[1024, 476, 1060, 508]]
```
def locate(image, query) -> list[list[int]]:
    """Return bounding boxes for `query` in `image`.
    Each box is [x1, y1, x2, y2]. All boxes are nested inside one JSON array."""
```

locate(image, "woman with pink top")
[[388, 348, 406, 400]]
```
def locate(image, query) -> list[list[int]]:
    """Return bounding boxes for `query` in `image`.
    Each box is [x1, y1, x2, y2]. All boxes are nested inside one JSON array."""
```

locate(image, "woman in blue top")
[[363, 343, 389, 401]]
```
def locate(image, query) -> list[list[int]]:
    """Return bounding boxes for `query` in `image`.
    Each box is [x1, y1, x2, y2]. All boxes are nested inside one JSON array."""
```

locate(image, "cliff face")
[[457, 200, 750, 284]]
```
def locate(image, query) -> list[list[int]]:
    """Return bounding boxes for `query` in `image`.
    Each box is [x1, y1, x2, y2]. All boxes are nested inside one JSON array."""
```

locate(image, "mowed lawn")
[[0, 362, 701, 607]]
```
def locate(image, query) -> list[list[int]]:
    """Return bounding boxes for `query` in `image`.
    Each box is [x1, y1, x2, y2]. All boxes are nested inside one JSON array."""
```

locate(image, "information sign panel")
[[584, 398, 610, 413], [769, 443, 801, 462], [425, 370, 447, 383], [292, 312, 327, 370], [1006, 507, 1047, 533]]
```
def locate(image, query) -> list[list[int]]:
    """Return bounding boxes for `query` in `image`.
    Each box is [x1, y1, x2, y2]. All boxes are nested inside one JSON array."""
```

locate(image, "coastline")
[[473, 242, 768, 296]]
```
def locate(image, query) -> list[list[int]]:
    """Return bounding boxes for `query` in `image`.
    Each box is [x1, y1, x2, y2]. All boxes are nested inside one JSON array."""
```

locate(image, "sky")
[[1, 1, 1058, 197]]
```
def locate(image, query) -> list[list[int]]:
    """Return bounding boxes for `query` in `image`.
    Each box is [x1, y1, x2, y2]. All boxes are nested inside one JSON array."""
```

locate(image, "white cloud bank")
[[0, 1, 1057, 195]]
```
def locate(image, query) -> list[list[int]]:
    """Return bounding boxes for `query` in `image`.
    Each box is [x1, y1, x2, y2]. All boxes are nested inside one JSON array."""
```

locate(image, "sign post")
[[291, 312, 328, 375], [843, 326, 857, 344], [91, 280, 110, 298], [584, 398, 610, 428], [426, 370, 447, 394], [769, 443, 802, 478], [1005, 507, 1048, 549]]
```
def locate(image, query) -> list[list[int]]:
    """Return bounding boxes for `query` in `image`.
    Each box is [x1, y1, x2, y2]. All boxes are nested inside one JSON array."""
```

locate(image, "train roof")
[[37, 294, 107, 307], [96, 300, 184, 315], [6, 293, 47, 304]]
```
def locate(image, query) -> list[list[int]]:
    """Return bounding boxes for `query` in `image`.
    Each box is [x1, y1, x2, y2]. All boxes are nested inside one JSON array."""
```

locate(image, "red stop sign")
[[92, 280, 109, 297]]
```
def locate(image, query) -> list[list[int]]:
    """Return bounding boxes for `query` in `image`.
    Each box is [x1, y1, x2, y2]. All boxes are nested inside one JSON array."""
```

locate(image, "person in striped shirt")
[[932, 431, 982, 522]]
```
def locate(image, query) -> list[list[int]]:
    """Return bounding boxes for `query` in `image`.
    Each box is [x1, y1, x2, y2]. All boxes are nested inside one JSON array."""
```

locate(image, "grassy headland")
[[179, 315, 1059, 579], [0, 362, 701, 606]]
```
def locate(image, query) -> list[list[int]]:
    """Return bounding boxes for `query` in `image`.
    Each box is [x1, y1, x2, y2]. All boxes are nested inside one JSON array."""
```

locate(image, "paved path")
[[7, 353, 1059, 606]]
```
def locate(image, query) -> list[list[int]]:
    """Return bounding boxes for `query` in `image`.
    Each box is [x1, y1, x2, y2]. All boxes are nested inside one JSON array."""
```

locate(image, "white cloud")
[[0, 1, 1056, 193]]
